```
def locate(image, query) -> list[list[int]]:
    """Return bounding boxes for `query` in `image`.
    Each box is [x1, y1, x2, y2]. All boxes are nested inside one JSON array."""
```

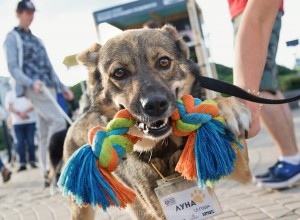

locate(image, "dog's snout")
[[142, 96, 169, 116]]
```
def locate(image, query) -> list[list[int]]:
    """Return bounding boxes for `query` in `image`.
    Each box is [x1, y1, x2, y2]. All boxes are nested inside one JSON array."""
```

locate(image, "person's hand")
[[63, 89, 74, 101], [32, 80, 44, 94], [18, 112, 29, 120], [243, 100, 261, 138]]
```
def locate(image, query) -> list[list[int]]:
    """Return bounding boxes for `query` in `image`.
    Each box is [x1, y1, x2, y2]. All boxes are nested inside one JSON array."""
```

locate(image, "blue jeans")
[[13, 123, 36, 166], [0, 157, 4, 170]]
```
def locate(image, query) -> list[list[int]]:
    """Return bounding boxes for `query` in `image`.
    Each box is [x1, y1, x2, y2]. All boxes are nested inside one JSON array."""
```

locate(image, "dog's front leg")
[[214, 96, 251, 137], [214, 96, 252, 184], [68, 197, 95, 220]]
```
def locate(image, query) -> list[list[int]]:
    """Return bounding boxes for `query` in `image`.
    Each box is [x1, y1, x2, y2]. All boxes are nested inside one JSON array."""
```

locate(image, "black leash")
[[199, 75, 300, 104]]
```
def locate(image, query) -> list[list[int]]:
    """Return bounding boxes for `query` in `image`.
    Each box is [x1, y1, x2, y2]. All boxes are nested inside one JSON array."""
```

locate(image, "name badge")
[[155, 175, 222, 220]]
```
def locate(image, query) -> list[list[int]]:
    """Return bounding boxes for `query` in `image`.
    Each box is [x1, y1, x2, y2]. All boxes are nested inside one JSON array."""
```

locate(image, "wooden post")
[[186, 0, 218, 99]]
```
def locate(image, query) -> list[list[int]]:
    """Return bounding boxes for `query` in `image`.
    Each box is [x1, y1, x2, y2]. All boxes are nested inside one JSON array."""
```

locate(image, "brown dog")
[[63, 25, 251, 220]]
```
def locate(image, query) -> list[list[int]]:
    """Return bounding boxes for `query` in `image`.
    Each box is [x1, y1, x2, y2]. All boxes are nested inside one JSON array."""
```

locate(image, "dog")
[[63, 25, 251, 220]]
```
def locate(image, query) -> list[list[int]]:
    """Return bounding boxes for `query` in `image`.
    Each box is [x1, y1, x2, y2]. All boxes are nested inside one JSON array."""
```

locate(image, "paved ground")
[[1, 109, 300, 220]]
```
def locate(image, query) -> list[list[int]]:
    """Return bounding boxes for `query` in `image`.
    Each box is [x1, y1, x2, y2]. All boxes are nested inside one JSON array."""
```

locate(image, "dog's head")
[[78, 25, 196, 150]]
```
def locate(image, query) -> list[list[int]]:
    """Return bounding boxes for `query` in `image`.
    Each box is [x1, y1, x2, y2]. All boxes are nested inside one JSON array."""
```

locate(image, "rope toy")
[[58, 94, 242, 210], [58, 110, 138, 210], [172, 95, 240, 186]]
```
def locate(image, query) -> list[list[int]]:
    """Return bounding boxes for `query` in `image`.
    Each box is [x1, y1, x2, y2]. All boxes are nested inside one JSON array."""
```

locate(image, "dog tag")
[[155, 175, 222, 220]]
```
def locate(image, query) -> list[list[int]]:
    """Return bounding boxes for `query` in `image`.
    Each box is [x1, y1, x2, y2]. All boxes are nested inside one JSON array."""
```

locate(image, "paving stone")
[[262, 208, 292, 219], [242, 213, 269, 220], [260, 204, 286, 212], [263, 193, 290, 200], [214, 211, 237, 219], [295, 208, 300, 215], [231, 204, 254, 211], [236, 208, 260, 216], [218, 216, 242, 220], [252, 200, 276, 208], [285, 202, 300, 210], [279, 215, 300, 220], [30, 203, 54, 220], [20, 214, 37, 220], [275, 197, 300, 205]]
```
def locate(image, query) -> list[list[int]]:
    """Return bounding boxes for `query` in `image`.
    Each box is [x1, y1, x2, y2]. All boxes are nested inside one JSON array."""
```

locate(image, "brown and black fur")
[[64, 25, 251, 220]]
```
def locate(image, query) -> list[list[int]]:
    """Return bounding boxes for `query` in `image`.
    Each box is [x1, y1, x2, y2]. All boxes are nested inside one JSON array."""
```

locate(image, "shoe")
[[253, 161, 280, 182], [17, 166, 27, 172], [2, 168, 12, 183], [257, 161, 300, 189], [30, 163, 38, 169], [44, 171, 50, 188]]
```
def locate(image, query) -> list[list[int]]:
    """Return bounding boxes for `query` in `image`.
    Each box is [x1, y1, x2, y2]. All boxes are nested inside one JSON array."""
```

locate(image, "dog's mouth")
[[135, 117, 172, 138]]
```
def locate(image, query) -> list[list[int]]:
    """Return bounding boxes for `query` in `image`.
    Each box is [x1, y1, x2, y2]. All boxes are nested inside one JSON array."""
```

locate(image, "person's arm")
[[23, 106, 34, 114], [7, 103, 29, 120], [41, 41, 74, 100], [3, 32, 34, 88], [234, 0, 282, 138], [7, 103, 20, 115]]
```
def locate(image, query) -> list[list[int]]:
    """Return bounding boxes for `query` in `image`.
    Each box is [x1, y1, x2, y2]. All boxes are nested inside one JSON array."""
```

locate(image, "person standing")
[[228, 0, 300, 188], [5, 88, 36, 171], [3, 0, 73, 182]]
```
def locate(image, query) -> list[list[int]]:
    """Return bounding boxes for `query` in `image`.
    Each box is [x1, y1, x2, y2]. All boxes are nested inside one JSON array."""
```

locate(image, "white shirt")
[[5, 90, 36, 125]]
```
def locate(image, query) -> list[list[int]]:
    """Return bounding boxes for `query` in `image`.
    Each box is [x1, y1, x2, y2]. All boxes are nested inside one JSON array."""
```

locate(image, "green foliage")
[[279, 74, 300, 92], [278, 65, 297, 76], [215, 63, 299, 92], [215, 64, 233, 84], [70, 81, 86, 104]]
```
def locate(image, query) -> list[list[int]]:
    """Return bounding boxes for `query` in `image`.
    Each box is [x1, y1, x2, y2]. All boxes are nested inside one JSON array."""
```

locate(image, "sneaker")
[[1, 168, 12, 183], [257, 161, 300, 189], [253, 161, 280, 182], [17, 166, 27, 172], [30, 163, 38, 169]]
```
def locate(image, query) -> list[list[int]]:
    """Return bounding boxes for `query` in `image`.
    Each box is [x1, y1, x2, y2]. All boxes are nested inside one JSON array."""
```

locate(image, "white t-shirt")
[[5, 90, 36, 125]]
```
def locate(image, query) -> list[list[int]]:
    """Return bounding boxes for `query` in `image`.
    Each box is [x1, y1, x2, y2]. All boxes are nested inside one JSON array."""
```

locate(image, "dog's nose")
[[142, 96, 169, 116]]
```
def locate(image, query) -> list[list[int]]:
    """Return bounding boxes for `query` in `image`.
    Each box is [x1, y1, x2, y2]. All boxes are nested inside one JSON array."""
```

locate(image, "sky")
[[0, 0, 299, 87]]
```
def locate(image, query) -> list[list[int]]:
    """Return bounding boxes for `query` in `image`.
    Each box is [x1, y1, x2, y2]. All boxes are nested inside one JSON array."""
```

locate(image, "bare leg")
[[260, 91, 298, 156]]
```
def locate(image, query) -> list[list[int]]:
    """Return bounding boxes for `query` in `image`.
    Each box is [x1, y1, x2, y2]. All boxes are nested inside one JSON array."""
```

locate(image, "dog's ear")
[[77, 43, 102, 87], [77, 43, 101, 69], [160, 24, 189, 59]]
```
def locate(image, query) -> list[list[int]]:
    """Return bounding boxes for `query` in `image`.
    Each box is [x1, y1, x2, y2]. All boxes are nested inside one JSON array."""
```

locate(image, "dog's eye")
[[112, 69, 128, 80], [158, 57, 171, 69]]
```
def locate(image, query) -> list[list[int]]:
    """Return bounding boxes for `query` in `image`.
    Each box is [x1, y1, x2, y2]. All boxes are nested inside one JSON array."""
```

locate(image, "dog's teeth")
[[163, 118, 168, 124]]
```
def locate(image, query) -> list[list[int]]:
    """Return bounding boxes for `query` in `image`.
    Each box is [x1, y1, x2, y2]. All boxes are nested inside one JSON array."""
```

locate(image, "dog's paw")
[[214, 96, 251, 137]]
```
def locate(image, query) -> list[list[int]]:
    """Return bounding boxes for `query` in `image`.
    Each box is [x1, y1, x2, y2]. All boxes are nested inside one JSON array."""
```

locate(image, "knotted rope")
[[58, 94, 242, 210], [58, 110, 138, 210], [172, 95, 239, 186]]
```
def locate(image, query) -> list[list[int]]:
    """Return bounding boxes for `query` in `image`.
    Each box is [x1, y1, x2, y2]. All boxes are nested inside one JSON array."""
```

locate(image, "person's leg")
[[25, 87, 66, 176], [259, 11, 299, 158], [260, 91, 298, 157], [25, 123, 37, 166], [13, 124, 27, 170], [37, 114, 50, 174], [255, 11, 300, 188]]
